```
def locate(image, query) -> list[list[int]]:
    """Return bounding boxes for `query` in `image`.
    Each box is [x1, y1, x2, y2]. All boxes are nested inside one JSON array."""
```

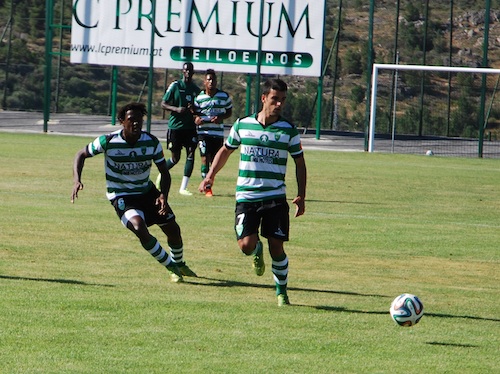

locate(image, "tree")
[[344, 49, 362, 75], [29, 0, 45, 38]]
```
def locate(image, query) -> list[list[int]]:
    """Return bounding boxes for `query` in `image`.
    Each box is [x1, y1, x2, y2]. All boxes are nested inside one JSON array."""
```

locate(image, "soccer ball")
[[425, 150, 434, 156], [390, 293, 424, 327]]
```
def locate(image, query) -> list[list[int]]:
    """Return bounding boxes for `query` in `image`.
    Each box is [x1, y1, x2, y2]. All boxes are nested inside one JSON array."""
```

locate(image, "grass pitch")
[[0, 132, 499, 373]]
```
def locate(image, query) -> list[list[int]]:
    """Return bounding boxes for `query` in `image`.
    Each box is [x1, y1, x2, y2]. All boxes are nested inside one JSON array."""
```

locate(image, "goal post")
[[368, 63, 500, 154]]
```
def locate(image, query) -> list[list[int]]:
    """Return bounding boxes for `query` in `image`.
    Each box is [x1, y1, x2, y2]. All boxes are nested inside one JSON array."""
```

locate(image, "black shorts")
[[198, 135, 224, 157], [111, 185, 176, 227], [166, 128, 198, 153], [234, 198, 290, 241]]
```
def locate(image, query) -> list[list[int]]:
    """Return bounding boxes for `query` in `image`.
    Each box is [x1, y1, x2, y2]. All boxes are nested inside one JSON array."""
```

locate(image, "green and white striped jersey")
[[194, 89, 232, 138], [225, 114, 303, 203], [87, 130, 165, 200]]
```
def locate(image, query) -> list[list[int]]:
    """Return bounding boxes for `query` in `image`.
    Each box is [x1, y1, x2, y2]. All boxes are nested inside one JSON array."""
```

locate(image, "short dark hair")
[[183, 62, 194, 70], [261, 78, 288, 95], [205, 69, 216, 76], [117, 102, 147, 121]]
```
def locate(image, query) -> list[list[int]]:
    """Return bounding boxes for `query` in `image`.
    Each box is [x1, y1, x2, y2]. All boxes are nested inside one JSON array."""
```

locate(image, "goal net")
[[368, 63, 500, 158]]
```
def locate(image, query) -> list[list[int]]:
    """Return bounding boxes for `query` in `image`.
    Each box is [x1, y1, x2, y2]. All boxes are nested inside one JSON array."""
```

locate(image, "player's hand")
[[194, 116, 203, 125], [198, 178, 213, 193], [292, 196, 305, 217], [71, 182, 84, 203], [156, 193, 167, 215]]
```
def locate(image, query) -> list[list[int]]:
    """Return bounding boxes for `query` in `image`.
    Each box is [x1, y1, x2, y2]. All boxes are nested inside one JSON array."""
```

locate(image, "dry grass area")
[[324, 1, 500, 120]]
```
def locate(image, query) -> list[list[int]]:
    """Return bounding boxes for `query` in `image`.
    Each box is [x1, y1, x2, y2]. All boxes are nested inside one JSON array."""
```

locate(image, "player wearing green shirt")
[[199, 79, 307, 306], [161, 62, 201, 195]]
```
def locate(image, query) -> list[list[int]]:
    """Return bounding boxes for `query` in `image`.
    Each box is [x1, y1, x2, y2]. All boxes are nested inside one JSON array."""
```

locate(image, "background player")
[[160, 62, 201, 195], [193, 69, 233, 196]]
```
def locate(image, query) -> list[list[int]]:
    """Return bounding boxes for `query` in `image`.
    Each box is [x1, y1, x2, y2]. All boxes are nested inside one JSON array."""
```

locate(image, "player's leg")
[[203, 137, 223, 196], [261, 200, 291, 306], [235, 202, 265, 276], [159, 220, 197, 278], [237, 234, 260, 255], [198, 137, 212, 196], [113, 199, 183, 282], [157, 130, 182, 190], [179, 130, 197, 195], [198, 138, 208, 178], [142, 185, 197, 279], [165, 129, 182, 169], [268, 237, 289, 306]]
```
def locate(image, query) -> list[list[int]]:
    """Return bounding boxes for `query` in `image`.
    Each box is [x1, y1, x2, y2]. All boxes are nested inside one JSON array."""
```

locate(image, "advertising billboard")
[[70, 0, 326, 77]]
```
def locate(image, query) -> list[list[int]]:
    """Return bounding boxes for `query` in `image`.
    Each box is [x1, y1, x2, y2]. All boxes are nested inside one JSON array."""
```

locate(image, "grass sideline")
[[0, 132, 499, 373]]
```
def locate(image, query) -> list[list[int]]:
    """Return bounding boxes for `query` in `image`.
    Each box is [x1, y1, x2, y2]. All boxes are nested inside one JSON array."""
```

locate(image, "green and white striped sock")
[[272, 253, 289, 296], [142, 237, 172, 267], [169, 243, 184, 264]]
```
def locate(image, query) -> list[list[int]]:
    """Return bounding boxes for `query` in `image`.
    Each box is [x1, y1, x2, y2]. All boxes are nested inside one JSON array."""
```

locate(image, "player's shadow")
[[306, 199, 380, 205], [425, 341, 479, 348], [0, 275, 115, 287], [185, 276, 387, 298], [187, 277, 500, 323], [309, 305, 500, 323]]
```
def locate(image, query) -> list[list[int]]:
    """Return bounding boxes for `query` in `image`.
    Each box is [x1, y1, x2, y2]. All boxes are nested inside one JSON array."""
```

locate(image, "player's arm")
[[71, 147, 90, 203], [198, 145, 235, 192], [212, 108, 232, 124], [291, 154, 307, 217], [161, 99, 187, 114], [193, 103, 204, 126], [155, 160, 172, 215], [161, 83, 187, 114]]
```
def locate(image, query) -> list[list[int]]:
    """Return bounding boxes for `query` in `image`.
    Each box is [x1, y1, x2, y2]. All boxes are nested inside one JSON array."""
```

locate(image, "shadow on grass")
[[306, 199, 380, 205], [424, 311, 500, 323], [425, 341, 480, 348], [0, 275, 115, 287], [187, 277, 500, 323], [185, 276, 388, 298], [312, 305, 500, 323]]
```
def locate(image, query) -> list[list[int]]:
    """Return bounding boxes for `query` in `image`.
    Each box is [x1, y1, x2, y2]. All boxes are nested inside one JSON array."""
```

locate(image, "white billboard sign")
[[70, 0, 325, 77]]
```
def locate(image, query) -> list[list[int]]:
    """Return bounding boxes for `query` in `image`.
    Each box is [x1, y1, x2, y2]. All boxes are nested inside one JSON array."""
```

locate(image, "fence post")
[[43, 0, 54, 132]]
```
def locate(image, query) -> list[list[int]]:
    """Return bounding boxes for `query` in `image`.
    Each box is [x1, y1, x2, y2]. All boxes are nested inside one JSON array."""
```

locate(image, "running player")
[[198, 79, 307, 306], [71, 102, 197, 283]]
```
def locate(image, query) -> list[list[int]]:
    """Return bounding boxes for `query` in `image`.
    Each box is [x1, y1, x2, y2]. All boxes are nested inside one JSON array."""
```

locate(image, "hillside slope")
[[1, 1, 500, 132]]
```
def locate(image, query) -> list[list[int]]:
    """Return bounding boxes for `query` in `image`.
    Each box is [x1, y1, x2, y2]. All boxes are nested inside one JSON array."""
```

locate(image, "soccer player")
[[160, 62, 201, 195], [71, 102, 197, 283], [198, 79, 307, 306], [193, 69, 233, 196]]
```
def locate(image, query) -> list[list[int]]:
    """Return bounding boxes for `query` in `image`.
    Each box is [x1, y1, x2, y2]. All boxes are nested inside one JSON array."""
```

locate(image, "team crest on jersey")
[[275, 133, 281, 141], [141, 147, 147, 155], [260, 134, 269, 143]]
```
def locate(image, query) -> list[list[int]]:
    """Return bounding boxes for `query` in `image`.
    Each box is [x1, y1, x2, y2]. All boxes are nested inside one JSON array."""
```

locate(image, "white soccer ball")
[[390, 293, 424, 327], [425, 150, 434, 156]]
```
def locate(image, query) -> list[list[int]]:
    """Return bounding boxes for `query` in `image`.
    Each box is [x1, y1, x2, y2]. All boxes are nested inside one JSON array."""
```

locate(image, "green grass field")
[[1, 132, 499, 373]]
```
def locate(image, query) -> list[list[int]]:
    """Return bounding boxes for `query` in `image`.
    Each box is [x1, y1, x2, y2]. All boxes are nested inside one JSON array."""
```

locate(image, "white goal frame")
[[368, 63, 500, 152]]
